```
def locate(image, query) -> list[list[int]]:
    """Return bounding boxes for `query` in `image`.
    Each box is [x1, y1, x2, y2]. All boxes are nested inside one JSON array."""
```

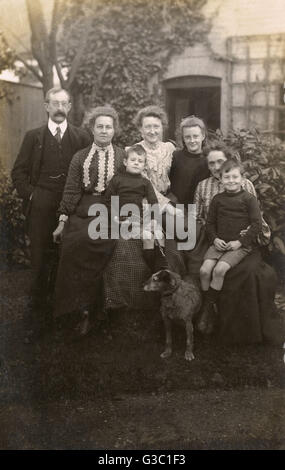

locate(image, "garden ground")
[[0, 269, 284, 450]]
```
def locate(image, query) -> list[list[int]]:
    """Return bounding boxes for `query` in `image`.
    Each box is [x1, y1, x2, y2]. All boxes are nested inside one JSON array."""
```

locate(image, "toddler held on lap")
[[104, 144, 181, 273]]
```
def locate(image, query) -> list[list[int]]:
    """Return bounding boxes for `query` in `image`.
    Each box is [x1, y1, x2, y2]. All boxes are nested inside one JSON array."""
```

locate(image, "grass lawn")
[[0, 269, 284, 450]]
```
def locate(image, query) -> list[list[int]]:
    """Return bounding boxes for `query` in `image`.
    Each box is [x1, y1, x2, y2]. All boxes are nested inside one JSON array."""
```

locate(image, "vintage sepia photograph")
[[0, 0, 284, 452]]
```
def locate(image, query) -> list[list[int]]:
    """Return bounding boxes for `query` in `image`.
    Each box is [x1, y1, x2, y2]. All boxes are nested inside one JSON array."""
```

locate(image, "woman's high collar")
[[142, 140, 161, 151], [182, 146, 203, 157], [93, 141, 112, 151]]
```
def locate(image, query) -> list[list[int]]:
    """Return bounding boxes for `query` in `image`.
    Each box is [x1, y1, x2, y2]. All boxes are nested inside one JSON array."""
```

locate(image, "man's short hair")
[[220, 159, 244, 176], [126, 144, 147, 159], [45, 87, 71, 103]]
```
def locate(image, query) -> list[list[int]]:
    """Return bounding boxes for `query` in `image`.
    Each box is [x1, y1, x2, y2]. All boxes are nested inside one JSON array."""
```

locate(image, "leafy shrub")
[[209, 128, 285, 277], [0, 164, 30, 267]]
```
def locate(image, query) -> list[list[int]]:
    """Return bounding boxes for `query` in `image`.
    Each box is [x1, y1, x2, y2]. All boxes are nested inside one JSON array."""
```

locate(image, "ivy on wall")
[[61, 0, 209, 144]]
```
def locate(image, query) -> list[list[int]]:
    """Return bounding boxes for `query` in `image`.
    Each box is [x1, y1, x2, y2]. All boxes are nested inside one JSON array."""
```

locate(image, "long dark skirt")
[[185, 224, 282, 344], [54, 194, 116, 317], [218, 252, 282, 345], [104, 238, 186, 310]]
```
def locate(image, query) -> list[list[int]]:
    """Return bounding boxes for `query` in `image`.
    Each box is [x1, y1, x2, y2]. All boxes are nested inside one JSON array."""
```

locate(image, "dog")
[[144, 269, 202, 361]]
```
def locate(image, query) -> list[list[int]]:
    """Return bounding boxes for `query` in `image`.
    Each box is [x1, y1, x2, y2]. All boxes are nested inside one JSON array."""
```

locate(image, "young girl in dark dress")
[[169, 115, 210, 271], [169, 115, 210, 205]]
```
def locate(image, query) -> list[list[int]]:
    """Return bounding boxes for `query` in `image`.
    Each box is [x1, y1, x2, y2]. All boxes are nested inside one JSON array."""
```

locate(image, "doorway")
[[164, 76, 221, 140]]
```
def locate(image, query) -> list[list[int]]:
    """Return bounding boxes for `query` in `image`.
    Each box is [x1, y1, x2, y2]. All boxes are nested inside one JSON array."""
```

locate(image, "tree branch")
[[54, 56, 66, 87], [49, 0, 67, 87], [50, 0, 63, 39], [15, 54, 43, 82], [66, 16, 93, 89], [25, 0, 50, 74], [90, 58, 109, 102], [49, 0, 63, 60]]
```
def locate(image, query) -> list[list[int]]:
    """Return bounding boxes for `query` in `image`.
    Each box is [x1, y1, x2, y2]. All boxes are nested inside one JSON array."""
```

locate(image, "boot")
[[197, 287, 219, 334], [76, 309, 91, 337]]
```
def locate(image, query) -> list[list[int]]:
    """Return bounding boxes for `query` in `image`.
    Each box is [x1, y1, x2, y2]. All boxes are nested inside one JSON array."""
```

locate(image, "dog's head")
[[144, 269, 181, 295]]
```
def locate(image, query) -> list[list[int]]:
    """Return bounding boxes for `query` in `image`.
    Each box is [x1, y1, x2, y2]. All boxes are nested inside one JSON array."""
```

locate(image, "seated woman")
[[52, 105, 126, 330], [193, 142, 282, 344], [104, 143, 168, 273], [103, 105, 185, 311]]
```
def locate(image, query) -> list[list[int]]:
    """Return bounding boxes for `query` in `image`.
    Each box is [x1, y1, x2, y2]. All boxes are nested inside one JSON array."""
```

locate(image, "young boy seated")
[[198, 159, 262, 334], [104, 144, 168, 273]]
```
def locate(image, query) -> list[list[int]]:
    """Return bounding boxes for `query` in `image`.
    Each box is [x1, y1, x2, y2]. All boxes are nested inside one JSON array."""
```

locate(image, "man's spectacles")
[[48, 101, 70, 107]]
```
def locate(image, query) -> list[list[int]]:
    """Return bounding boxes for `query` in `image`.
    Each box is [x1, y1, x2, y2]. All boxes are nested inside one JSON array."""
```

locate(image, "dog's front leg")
[[160, 316, 172, 359], [184, 319, 195, 361]]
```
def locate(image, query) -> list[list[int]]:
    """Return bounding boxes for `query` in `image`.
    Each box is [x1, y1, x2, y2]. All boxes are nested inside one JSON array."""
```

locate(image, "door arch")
[[164, 76, 221, 140]]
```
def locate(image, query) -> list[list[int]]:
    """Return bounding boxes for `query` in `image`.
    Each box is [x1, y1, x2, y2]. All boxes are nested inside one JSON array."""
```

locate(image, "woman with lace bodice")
[[52, 105, 126, 333]]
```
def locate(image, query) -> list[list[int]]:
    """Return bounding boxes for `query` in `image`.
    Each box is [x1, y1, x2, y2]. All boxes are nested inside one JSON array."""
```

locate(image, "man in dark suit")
[[12, 87, 91, 332]]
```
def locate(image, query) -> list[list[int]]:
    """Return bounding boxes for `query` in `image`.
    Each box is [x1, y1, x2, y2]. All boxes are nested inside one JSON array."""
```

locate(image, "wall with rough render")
[[164, 0, 285, 134], [203, 0, 285, 55]]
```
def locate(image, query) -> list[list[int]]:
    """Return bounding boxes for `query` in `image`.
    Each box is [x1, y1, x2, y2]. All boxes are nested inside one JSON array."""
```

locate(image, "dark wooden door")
[[166, 86, 221, 140]]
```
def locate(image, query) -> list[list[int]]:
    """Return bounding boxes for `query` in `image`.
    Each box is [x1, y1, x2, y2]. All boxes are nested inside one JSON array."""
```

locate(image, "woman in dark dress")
[[52, 105, 126, 330], [193, 143, 282, 344]]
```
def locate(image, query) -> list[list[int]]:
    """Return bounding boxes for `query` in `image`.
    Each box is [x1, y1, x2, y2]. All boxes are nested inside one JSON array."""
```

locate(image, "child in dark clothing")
[[104, 144, 168, 273], [198, 159, 262, 334]]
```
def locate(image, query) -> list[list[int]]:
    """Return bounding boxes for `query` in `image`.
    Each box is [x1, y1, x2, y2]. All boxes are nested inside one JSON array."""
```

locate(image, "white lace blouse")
[[137, 140, 175, 208]]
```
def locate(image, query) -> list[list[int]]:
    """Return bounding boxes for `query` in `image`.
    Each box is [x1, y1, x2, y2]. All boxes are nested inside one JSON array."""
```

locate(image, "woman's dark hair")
[[203, 141, 231, 159], [203, 141, 241, 162], [176, 115, 207, 148], [83, 105, 120, 133], [134, 105, 168, 129]]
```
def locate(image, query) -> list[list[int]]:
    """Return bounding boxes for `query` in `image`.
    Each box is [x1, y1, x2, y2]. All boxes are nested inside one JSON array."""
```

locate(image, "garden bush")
[[0, 164, 30, 268]]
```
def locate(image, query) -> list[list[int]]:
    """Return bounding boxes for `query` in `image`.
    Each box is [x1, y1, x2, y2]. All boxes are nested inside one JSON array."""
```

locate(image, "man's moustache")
[[54, 112, 66, 117]]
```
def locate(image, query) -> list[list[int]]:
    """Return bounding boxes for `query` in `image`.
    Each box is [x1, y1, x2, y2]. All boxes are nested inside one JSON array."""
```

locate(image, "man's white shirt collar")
[[48, 118, 67, 137]]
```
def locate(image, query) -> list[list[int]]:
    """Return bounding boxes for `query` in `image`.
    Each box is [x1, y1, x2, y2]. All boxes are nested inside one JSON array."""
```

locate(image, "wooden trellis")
[[227, 33, 285, 138]]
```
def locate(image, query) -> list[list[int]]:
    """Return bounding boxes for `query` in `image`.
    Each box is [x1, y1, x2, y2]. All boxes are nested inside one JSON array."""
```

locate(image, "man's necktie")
[[55, 126, 62, 144]]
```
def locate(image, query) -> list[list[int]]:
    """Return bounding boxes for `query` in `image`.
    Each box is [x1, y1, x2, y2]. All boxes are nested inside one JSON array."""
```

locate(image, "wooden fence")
[[0, 80, 46, 170]]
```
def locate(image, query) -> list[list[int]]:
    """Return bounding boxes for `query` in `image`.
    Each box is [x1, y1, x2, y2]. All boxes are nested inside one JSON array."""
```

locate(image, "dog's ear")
[[157, 269, 171, 282], [168, 271, 181, 288]]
